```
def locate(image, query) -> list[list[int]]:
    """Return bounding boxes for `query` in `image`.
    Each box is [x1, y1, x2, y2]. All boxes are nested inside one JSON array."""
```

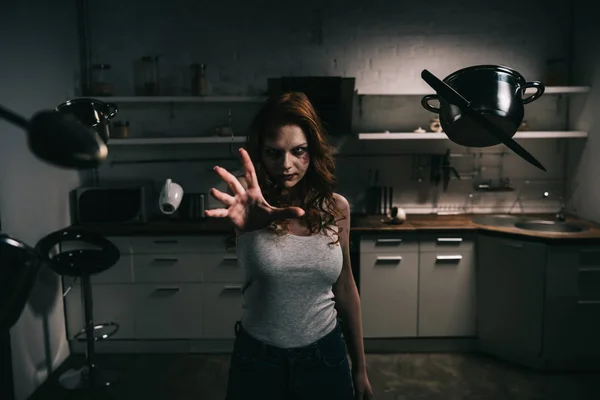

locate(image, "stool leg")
[[81, 273, 97, 384], [58, 274, 118, 390]]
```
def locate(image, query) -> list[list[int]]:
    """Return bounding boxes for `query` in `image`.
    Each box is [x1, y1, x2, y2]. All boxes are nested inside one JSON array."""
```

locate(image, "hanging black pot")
[[420, 66, 546, 171], [55, 98, 118, 144]]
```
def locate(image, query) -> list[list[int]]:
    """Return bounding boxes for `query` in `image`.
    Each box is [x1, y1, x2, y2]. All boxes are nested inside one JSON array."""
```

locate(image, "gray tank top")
[[235, 226, 343, 348]]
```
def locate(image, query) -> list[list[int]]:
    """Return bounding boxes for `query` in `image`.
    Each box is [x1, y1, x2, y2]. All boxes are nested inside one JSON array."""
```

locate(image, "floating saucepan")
[[420, 65, 546, 171], [56, 98, 118, 144]]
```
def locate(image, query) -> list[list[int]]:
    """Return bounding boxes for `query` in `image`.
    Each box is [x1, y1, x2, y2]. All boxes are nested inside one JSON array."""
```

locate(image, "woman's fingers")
[[239, 148, 259, 190], [214, 165, 246, 196], [204, 208, 229, 218], [210, 187, 235, 207]]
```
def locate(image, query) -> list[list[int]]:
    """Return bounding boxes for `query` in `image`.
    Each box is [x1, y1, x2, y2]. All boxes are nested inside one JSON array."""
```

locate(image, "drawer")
[[419, 233, 475, 252], [359, 252, 419, 337], [202, 253, 243, 283], [60, 236, 132, 255], [135, 283, 203, 339], [129, 235, 230, 254], [202, 283, 244, 339], [133, 254, 204, 283], [360, 235, 419, 254], [91, 254, 134, 284], [64, 283, 136, 340]]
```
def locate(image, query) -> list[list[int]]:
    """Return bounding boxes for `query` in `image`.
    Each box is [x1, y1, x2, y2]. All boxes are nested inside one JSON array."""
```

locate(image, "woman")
[[206, 92, 373, 400]]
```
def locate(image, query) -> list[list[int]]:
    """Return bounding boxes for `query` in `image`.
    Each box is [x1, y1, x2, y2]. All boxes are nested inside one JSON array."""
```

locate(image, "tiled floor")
[[29, 352, 600, 400]]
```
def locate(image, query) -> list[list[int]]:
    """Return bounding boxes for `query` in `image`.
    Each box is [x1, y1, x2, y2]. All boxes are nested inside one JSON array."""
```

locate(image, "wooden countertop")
[[70, 213, 600, 242]]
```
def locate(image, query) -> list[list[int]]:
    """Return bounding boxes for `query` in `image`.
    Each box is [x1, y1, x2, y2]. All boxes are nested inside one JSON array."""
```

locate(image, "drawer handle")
[[577, 300, 600, 305], [223, 256, 238, 261], [579, 267, 600, 272], [376, 256, 403, 262], [437, 238, 463, 243], [223, 285, 243, 291], [154, 287, 180, 293], [153, 258, 178, 263], [153, 240, 178, 244], [501, 242, 523, 249], [436, 255, 463, 261], [376, 239, 402, 244]]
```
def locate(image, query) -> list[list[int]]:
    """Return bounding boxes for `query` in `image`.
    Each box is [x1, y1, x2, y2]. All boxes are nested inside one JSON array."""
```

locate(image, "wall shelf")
[[88, 96, 267, 103], [109, 137, 246, 145], [358, 131, 588, 140], [357, 86, 591, 96]]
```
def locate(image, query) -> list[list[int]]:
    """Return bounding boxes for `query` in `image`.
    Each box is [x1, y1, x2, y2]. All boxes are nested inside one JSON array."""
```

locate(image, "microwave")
[[73, 182, 154, 224]]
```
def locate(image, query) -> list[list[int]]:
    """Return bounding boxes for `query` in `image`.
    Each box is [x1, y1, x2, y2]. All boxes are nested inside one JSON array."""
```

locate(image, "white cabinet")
[[360, 235, 419, 338], [202, 283, 244, 339], [62, 234, 242, 341], [134, 283, 203, 339], [64, 283, 136, 340], [418, 233, 476, 337]]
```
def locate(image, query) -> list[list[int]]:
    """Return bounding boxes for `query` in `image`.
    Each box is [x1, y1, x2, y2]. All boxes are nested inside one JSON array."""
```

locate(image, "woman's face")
[[261, 124, 310, 188]]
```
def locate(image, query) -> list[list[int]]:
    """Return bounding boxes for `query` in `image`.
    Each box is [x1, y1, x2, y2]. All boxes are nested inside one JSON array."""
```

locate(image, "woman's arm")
[[332, 193, 367, 373]]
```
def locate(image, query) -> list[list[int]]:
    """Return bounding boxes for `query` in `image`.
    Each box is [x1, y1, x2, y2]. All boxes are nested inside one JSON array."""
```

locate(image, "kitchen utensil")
[[159, 179, 184, 214], [387, 186, 393, 214], [420, 67, 546, 172], [0, 103, 108, 169], [430, 155, 442, 186], [382, 186, 387, 215], [441, 149, 461, 192], [374, 169, 381, 214], [56, 98, 118, 144]]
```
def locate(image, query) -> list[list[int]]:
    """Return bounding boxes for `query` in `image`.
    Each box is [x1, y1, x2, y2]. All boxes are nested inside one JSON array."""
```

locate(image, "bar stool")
[[0, 233, 45, 331], [35, 228, 120, 390]]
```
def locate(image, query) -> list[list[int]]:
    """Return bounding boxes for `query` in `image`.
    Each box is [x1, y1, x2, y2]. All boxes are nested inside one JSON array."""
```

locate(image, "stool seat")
[[35, 228, 120, 277], [0, 234, 44, 331]]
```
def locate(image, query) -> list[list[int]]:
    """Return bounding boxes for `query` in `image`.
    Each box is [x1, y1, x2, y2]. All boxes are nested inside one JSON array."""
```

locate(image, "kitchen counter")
[[70, 213, 600, 242]]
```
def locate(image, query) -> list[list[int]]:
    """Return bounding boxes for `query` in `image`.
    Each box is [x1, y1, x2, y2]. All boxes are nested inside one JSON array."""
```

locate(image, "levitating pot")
[[55, 98, 118, 144], [421, 65, 544, 147]]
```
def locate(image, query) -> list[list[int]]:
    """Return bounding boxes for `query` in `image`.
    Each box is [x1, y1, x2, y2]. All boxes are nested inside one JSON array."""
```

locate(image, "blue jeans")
[[225, 320, 355, 400]]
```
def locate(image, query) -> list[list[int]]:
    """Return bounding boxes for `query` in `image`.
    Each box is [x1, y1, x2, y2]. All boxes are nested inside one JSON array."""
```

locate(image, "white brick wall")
[[90, 0, 589, 215]]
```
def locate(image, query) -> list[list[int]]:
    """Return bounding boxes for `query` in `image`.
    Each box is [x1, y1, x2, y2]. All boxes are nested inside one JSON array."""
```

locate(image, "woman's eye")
[[293, 147, 307, 155]]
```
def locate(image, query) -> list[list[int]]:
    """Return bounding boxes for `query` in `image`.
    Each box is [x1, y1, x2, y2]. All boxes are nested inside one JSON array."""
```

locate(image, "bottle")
[[191, 63, 208, 96]]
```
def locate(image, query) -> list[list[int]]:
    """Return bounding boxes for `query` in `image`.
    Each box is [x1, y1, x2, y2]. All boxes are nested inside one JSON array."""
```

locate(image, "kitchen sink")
[[514, 220, 589, 233], [471, 214, 525, 227]]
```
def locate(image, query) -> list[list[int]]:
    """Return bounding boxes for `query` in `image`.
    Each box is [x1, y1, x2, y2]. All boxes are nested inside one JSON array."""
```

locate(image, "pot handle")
[[520, 81, 545, 104], [105, 102, 119, 119], [421, 94, 441, 113]]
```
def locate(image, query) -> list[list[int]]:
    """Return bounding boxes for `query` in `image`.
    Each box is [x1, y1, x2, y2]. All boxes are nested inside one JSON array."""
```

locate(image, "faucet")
[[556, 201, 566, 222], [542, 191, 566, 222]]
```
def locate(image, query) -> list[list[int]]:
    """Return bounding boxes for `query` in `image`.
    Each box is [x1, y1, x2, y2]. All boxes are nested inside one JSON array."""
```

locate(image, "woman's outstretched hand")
[[205, 148, 305, 232]]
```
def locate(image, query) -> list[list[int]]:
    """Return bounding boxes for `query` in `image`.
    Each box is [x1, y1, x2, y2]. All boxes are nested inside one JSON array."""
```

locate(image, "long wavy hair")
[[243, 92, 344, 244]]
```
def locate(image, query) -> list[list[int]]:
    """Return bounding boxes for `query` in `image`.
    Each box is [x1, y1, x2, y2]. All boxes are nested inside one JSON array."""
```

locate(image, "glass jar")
[[112, 120, 130, 138], [191, 63, 208, 96], [91, 64, 113, 96], [142, 56, 160, 96]]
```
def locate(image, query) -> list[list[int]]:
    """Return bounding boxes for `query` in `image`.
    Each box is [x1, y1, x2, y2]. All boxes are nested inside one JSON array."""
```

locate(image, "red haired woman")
[[207, 92, 373, 400]]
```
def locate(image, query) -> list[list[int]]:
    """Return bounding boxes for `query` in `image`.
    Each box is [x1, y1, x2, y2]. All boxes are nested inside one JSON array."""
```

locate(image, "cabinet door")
[[476, 235, 546, 358], [202, 283, 244, 339], [64, 283, 136, 339], [418, 249, 476, 337], [544, 246, 600, 366], [134, 283, 203, 339], [360, 252, 419, 338]]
